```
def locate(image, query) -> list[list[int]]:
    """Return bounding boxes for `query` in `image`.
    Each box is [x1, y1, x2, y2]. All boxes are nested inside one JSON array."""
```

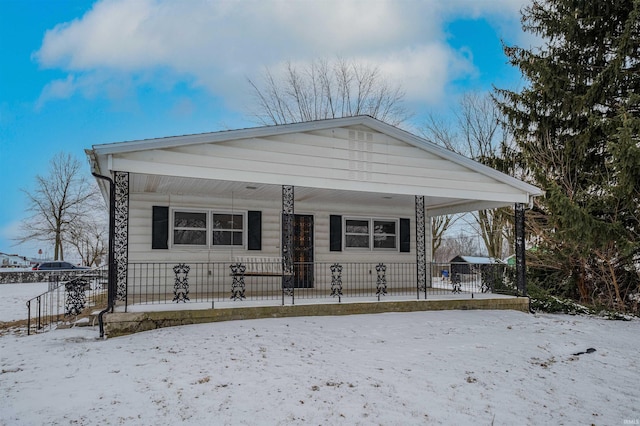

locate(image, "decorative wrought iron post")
[[229, 263, 246, 301], [376, 263, 387, 300], [282, 185, 295, 297], [172, 263, 190, 302], [64, 278, 88, 316], [114, 171, 129, 303], [330, 263, 343, 302], [415, 195, 427, 298], [515, 203, 526, 296], [451, 272, 462, 293]]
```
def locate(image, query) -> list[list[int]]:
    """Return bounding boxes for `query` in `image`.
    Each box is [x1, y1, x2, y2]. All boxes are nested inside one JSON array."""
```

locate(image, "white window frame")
[[344, 217, 371, 250], [372, 218, 398, 250], [172, 209, 208, 247], [170, 208, 246, 249], [211, 211, 245, 248], [343, 217, 398, 252]]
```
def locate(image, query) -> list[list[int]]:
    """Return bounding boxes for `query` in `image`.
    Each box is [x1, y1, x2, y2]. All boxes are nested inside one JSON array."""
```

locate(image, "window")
[[172, 209, 245, 247], [345, 218, 397, 250], [212, 213, 243, 246], [373, 220, 397, 249], [173, 211, 207, 246], [345, 219, 370, 248]]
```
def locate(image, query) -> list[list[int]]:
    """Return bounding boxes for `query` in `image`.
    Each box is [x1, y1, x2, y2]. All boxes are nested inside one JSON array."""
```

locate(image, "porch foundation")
[[102, 296, 530, 337]]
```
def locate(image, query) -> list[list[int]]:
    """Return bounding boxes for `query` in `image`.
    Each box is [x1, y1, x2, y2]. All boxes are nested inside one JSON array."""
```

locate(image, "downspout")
[[93, 172, 116, 339]]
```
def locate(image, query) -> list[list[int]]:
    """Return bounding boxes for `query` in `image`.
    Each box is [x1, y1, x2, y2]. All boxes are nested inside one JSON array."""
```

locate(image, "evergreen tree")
[[496, 0, 640, 311]]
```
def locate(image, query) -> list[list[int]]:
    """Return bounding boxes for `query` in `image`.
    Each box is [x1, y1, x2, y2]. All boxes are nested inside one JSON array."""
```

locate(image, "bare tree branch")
[[421, 92, 515, 259], [247, 57, 410, 126], [17, 152, 105, 262]]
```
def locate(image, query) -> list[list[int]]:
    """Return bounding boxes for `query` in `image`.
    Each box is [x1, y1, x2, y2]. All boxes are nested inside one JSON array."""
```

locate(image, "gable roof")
[[88, 116, 542, 215]]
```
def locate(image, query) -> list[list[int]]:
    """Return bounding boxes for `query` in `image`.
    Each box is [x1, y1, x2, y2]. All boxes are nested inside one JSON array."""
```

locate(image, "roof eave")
[[91, 116, 374, 156], [88, 115, 543, 199]]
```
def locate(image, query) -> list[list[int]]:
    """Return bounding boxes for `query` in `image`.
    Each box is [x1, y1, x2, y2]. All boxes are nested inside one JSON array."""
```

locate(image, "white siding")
[[126, 191, 422, 295], [112, 125, 526, 203], [128, 191, 417, 263]]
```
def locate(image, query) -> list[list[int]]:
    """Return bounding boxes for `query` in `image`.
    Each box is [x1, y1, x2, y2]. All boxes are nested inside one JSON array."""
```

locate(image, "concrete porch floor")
[[103, 293, 530, 338]]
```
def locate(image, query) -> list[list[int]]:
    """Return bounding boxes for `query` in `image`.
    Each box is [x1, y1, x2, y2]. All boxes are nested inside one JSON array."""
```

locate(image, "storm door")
[[293, 214, 314, 288]]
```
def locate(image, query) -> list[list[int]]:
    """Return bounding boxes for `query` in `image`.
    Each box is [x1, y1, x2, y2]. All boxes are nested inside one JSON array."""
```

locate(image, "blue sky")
[[0, 0, 532, 257]]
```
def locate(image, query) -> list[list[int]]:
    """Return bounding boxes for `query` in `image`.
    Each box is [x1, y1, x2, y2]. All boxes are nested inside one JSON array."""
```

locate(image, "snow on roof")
[[452, 255, 504, 264]]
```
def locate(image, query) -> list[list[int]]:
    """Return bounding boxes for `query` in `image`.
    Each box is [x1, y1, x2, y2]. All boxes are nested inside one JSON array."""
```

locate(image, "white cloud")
[[33, 0, 527, 109], [35, 71, 138, 108], [376, 44, 477, 103], [35, 75, 77, 109]]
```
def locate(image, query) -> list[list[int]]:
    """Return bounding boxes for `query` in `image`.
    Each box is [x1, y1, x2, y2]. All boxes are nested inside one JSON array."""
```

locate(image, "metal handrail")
[[26, 266, 109, 335]]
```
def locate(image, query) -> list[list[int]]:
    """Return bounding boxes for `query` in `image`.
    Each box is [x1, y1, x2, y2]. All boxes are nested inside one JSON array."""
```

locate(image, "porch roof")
[[86, 116, 542, 216]]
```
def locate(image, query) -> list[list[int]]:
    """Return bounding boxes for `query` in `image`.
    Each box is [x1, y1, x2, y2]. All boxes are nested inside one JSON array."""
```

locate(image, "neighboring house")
[[0, 252, 30, 268], [451, 255, 505, 265], [86, 116, 542, 307], [449, 255, 504, 276]]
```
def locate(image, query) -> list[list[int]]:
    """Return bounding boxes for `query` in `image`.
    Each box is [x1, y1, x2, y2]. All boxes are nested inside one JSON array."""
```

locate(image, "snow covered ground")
[[0, 282, 49, 322], [1, 282, 639, 425]]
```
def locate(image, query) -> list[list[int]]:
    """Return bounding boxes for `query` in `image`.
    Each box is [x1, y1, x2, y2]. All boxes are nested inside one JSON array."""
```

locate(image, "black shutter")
[[248, 211, 262, 250], [400, 218, 410, 253], [152, 206, 169, 249], [330, 215, 342, 252]]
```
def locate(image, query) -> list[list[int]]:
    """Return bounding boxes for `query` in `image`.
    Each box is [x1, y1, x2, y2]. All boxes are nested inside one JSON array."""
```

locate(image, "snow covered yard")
[[1, 283, 639, 425], [0, 282, 50, 323]]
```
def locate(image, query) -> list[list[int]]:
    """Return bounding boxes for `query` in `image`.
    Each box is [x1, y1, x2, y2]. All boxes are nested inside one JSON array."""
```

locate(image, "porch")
[[104, 259, 527, 336], [24, 261, 527, 337], [86, 116, 542, 337], [121, 260, 520, 308], [104, 294, 529, 338]]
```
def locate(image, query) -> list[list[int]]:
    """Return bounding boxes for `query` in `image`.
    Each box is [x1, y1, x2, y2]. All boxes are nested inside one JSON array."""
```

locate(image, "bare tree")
[[422, 92, 505, 157], [434, 231, 484, 263], [17, 152, 99, 261], [421, 93, 513, 260], [247, 58, 410, 126], [67, 196, 108, 267], [432, 214, 459, 260]]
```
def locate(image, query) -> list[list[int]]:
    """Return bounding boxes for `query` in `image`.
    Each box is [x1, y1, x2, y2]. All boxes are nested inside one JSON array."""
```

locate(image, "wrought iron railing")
[[432, 262, 519, 295], [123, 261, 519, 309], [26, 266, 109, 335]]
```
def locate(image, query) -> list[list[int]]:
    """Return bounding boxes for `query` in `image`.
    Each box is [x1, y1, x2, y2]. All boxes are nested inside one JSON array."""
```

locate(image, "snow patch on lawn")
[[0, 282, 49, 322], [1, 283, 639, 425]]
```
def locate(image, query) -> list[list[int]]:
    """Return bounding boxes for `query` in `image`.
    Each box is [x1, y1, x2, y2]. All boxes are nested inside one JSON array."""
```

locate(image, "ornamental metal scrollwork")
[[114, 171, 129, 302], [173, 263, 190, 302], [451, 272, 462, 294], [282, 185, 294, 215], [376, 263, 387, 299], [282, 185, 294, 295], [65, 278, 88, 316], [415, 195, 427, 293], [515, 203, 526, 296], [229, 263, 246, 301], [330, 263, 343, 299]]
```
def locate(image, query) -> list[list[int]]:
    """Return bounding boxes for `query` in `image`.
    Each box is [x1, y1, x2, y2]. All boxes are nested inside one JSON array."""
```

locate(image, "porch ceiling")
[[130, 173, 508, 215]]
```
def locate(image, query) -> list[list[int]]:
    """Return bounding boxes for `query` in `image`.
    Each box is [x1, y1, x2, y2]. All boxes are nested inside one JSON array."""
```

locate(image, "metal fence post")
[[515, 203, 526, 296]]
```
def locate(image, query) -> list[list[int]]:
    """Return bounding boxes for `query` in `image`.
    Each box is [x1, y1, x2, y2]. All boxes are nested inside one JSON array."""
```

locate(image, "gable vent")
[[348, 130, 374, 181]]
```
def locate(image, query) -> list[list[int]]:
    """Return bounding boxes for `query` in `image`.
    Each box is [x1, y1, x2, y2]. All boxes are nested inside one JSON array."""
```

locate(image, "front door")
[[293, 214, 314, 288]]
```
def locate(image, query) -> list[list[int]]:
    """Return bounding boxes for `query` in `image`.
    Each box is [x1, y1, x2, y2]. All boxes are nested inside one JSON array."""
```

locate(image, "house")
[[0, 252, 30, 268], [449, 255, 504, 276], [86, 116, 542, 309]]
